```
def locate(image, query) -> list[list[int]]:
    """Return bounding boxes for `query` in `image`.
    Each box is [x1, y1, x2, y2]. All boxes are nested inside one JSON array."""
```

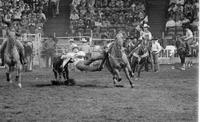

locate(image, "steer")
[[52, 55, 74, 85]]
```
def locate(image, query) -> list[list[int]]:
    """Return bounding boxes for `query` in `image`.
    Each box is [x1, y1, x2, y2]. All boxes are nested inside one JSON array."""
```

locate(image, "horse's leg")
[[16, 65, 22, 88], [114, 69, 121, 82], [180, 55, 186, 70], [30, 56, 33, 71], [53, 69, 57, 80], [6, 66, 12, 83], [105, 60, 121, 87], [58, 72, 62, 81], [124, 67, 134, 88], [137, 62, 146, 78]]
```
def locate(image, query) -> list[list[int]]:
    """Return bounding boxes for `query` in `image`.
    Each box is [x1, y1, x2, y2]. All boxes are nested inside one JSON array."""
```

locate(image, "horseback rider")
[[140, 24, 152, 41], [182, 28, 193, 55], [0, 28, 26, 66]]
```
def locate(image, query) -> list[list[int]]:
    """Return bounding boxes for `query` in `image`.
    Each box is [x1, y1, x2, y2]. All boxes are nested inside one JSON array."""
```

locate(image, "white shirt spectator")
[[175, 20, 182, 26], [185, 29, 193, 40], [166, 19, 176, 28], [95, 21, 102, 27], [39, 12, 47, 22], [131, 3, 136, 10], [70, 13, 79, 20], [14, 11, 22, 19], [151, 40, 162, 53], [72, 0, 81, 8], [169, 0, 176, 5]]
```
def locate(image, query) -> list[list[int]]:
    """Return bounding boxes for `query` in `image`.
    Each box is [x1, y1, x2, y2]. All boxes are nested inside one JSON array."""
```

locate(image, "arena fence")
[[0, 35, 198, 68]]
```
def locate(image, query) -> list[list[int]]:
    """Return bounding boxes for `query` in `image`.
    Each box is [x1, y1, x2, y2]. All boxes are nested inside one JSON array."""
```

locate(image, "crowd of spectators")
[[0, 0, 47, 37], [165, 0, 199, 35], [70, 0, 147, 38]]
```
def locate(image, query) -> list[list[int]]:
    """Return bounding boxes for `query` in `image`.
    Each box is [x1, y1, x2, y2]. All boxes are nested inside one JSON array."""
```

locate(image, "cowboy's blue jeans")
[[152, 52, 159, 72]]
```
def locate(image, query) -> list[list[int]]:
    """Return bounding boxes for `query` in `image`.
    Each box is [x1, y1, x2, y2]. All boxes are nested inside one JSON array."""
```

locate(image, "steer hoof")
[[65, 79, 76, 86], [51, 80, 62, 85]]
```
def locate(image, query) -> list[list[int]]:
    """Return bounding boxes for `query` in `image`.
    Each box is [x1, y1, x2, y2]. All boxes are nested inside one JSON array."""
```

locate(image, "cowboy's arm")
[[133, 52, 140, 59], [0, 39, 7, 52], [154, 43, 163, 54], [140, 51, 149, 58], [149, 33, 152, 40], [184, 34, 193, 40], [184, 31, 193, 40], [15, 39, 25, 53], [128, 39, 142, 57]]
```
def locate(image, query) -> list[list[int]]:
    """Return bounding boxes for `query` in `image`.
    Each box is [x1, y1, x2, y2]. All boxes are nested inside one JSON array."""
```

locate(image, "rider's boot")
[[19, 53, 27, 65], [0, 52, 4, 66]]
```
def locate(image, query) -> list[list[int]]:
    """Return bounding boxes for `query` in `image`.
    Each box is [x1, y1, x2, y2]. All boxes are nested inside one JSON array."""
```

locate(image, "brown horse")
[[4, 38, 23, 88], [99, 42, 134, 88]]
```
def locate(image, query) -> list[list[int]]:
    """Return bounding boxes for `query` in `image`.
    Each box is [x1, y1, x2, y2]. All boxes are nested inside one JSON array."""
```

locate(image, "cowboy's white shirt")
[[140, 31, 152, 40], [61, 51, 86, 67]]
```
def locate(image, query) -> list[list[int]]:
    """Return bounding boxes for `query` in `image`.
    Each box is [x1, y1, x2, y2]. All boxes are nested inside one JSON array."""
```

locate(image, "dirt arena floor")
[[0, 64, 198, 122]]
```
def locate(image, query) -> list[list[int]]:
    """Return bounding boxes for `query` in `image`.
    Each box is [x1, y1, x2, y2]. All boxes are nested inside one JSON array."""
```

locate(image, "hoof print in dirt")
[[51, 80, 63, 85], [65, 79, 76, 86]]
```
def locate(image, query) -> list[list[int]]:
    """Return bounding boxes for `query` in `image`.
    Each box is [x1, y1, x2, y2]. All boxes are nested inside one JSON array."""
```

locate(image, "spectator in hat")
[[81, 38, 91, 55], [183, 28, 193, 55]]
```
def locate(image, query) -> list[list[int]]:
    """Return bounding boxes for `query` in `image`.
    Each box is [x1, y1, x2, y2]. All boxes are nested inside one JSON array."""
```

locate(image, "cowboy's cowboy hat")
[[143, 23, 150, 28]]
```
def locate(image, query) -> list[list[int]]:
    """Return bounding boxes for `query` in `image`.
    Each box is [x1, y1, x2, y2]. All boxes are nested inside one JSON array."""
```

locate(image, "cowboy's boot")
[[19, 53, 27, 65]]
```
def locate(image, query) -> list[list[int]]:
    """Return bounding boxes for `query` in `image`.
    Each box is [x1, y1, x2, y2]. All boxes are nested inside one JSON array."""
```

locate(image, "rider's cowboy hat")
[[143, 23, 150, 28], [116, 32, 123, 39]]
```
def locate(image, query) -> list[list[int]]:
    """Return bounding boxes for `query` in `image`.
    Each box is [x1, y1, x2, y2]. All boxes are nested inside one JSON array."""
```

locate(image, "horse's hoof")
[[8, 80, 13, 83], [181, 67, 185, 70], [135, 77, 140, 80], [131, 84, 135, 88], [118, 78, 122, 82], [64, 80, 69, 85], [69, 79, 76, 86], [51, 80, 60, 85], [18, 83, 22, 88]]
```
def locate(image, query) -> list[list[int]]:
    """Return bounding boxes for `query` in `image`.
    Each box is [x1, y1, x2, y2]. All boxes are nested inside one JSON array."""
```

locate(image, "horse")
[[175, 37, 192, 70], [4, 38, 23, 88], [99, 42, 134, 88], [128, 39, 151, 79]]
